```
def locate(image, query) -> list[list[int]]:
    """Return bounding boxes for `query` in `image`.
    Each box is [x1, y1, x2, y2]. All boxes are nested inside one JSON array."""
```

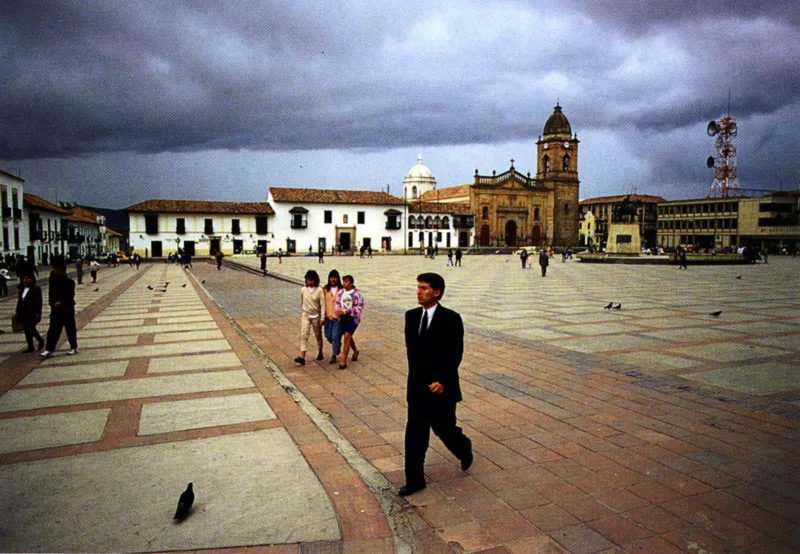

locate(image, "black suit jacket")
[[16, 284, 43, 325], [405, 304, 464, 405]]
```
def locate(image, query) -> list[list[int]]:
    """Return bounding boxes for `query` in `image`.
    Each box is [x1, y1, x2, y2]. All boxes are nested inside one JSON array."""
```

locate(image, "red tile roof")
[[124, 199, 275, 215], [580, 194, 665, 205], [66, 205, 102, 225], [270, 187, 405, 206], [407, 201, 473, 215], [23, 193, 70, 215], [418, 185, 472, 202]]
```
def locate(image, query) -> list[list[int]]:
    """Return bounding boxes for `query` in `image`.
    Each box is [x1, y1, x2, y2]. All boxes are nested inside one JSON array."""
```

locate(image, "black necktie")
[[419, 310, 428, 336]]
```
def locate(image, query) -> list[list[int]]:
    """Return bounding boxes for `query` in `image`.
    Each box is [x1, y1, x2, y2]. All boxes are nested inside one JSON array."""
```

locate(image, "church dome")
[[543, 104, 571, 137], [407, 155, 433, 179], [403, 155, 437, 200]]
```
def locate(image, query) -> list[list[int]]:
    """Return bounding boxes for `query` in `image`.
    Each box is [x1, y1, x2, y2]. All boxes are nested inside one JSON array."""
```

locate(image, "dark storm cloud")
[[1, 0, 798, 195]]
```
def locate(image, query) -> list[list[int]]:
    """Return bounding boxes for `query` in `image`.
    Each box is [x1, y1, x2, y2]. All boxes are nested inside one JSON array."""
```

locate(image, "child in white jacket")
[[294, 270, 325, 365]]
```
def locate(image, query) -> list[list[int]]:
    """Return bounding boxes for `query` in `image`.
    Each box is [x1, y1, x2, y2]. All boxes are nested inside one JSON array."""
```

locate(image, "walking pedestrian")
[[519, 249, 528, 268], [278, 248, 283, 264], [399, 272, 472, 496], [334, 274, 363, 369], [538, 249, 549, 277], [446, 249, 453, 267], [0, 268, 8, 297], [135, 253, 142, 269], [323, 270, 343, 365], [74, 256, 84, 285], [318, 248, 324, 264], [40, 257, 78, 359], [89, 258, 100, 283], [260, 250, 267, 274], [215, 250, 223, 270], [454, 248, 462, 267], [16, 274, 45, 353], [294, 270, 325, 365]]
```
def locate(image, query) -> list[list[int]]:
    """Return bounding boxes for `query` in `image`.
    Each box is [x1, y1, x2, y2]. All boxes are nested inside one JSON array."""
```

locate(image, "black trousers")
[[24, 320, 44, 350], [404, 400, 471, 486], [45, 309, 77, 351]]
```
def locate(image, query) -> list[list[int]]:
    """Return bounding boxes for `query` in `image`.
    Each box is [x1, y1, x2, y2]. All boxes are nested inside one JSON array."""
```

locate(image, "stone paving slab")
[[0, 370, 256, 412], [685, 362, 800, 396], [53, 338, 231, 363], [80, 320, 220, 337], [138, 393, 276, 435], [0, 428, 339, 552], [18, 360, 130, 385], [147, 352, 243, 374], [0, 409, 111, 454]]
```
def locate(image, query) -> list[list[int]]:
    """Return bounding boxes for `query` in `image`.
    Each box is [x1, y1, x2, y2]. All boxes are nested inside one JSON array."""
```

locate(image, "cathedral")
[[419, 104, 580, 247]]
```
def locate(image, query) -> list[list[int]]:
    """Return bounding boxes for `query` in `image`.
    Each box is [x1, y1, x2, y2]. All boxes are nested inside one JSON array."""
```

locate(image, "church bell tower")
[[536, 104, 580, 246]]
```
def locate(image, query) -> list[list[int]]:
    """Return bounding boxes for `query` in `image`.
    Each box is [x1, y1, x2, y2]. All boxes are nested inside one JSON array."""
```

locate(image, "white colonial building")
[[1, 168, 25, 257], [125, 200, 275, 258], [267, 188, 407, 254], [23, 193, 70, 265]]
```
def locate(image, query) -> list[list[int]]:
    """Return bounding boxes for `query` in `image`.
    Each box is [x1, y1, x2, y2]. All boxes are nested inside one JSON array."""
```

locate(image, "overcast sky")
[[2, 0, 798, 209]]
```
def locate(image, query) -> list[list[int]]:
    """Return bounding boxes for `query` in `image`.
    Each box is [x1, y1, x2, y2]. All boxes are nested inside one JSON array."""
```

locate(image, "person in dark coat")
[[400, 272, 472, 496], [16, 274, 44, 353], [40, 257, 78, 358], [538, 249, 549, 277]]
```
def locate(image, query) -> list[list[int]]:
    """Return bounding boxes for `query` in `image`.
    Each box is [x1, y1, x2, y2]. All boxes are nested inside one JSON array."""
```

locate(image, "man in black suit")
[[400, 272, 473, 496]]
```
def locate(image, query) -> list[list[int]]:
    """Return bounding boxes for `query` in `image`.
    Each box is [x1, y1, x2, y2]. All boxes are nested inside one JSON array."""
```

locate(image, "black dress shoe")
[[398, 483, 426, 497], [461, 450, 473, 471]]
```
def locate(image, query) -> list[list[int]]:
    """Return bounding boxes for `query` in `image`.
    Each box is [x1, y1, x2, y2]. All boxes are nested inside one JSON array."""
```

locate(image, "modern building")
[[1, 169, 25, 256], [657, 192, 800, 252], [23, 193, 70, 265], [125, 200, 275, 258], [579, 194, 664, 249], [419, 104, 580, 247]]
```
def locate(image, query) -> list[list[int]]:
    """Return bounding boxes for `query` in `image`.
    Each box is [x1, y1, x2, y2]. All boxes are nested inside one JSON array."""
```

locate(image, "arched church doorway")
[[480, 224, 490, 246], [532, 225, 541, 246], [505, 220, 518, 247]]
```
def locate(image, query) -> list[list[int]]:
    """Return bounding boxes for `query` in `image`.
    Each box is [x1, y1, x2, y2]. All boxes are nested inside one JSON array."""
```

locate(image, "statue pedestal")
[[606, 223, 641, 255]]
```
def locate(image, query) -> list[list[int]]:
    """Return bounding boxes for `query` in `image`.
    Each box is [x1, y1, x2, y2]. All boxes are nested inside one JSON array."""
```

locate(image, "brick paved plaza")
[[0, 255, 798, 553]]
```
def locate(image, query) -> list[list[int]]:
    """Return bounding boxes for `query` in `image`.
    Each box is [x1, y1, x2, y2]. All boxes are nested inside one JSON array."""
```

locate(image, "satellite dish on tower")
[[707, 121, 718, 136], [706, 156, 715, 168]]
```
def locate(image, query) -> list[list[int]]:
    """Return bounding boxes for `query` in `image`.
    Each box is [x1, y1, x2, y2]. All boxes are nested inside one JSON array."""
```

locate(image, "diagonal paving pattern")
[[0, 264, 352, 553], [217, 254, 800, 553]]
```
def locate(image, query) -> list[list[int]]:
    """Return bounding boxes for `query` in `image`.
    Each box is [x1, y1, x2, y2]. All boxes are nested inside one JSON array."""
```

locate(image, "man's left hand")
[[429, 382, 444, 395]]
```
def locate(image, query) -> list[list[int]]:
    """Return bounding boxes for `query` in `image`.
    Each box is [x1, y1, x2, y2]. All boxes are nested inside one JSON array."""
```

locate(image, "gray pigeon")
[[612, 303, 621, 310], [174, 483, 194, 520], [604, 302, 613, 309]]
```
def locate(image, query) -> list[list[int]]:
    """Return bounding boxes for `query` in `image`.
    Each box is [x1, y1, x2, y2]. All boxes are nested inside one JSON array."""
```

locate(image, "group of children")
[[294, 269, 364, 370]]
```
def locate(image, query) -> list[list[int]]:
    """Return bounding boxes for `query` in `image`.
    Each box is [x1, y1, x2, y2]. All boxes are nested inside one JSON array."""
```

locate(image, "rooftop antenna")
[[705, 93, 743, 198]]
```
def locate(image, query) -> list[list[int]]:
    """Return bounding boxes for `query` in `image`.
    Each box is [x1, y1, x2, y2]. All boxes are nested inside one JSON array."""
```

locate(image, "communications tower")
[[705, 103, 743, 198]]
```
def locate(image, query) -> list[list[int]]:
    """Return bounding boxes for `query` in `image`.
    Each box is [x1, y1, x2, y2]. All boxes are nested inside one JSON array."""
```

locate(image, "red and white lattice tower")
[[705, 113, 743, 198]]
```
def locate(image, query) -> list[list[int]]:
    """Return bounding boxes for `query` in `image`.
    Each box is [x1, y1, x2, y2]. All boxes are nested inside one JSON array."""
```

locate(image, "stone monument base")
[[606, 223, 641, 255]]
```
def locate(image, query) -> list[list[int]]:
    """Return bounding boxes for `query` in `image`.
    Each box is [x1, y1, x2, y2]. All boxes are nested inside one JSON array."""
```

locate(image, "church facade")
[[420, 104, 580, 247]]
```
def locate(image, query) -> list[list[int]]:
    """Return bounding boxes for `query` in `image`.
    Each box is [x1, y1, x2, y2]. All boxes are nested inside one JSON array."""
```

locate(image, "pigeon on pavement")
[[709, 310, 722, 317], [174, 483, 194, 521], [612, 304, 622, 310], [604, 302, 613, 309], [147, 285, 153, 290]]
